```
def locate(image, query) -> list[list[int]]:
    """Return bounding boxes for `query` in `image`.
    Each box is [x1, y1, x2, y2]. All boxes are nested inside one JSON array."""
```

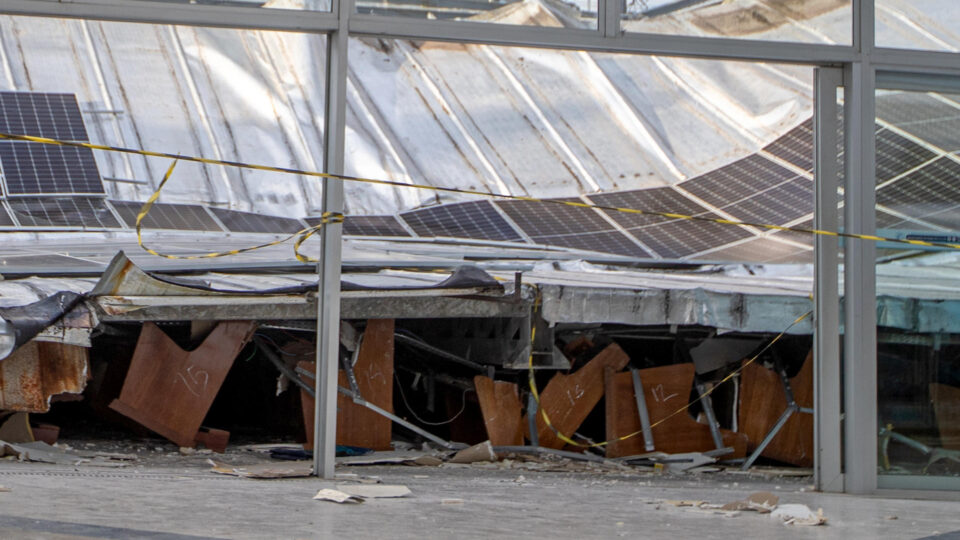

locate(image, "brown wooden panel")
[[605, 363, 747, 458], [930, 383, 960, 451], [738, 351, 813, 466], [526, 343, 630, 449], [109, 321, 255, 447], [474, 376, 523, 446], [302, 319, 394, 451]]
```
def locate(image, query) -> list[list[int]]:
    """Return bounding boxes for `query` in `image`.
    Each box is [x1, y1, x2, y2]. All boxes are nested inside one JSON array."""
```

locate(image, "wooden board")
[[474, 376, 523, 446], [930, 383, 960, 451], [738, 351, 813, 466], [526, 343, 630, 449], [109, 321, 255, 448], [301, 319, 394, 451], [605, 363, 748, 458]]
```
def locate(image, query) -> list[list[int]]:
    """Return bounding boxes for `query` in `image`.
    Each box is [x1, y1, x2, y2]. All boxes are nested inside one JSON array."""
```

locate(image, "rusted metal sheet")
[[109, 321, 255, 448], [0, 341, 89, 412]]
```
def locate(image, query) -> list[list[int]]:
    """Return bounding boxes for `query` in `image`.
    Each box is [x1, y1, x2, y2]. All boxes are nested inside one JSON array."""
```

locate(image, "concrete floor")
[[0, 455, 959, 539]]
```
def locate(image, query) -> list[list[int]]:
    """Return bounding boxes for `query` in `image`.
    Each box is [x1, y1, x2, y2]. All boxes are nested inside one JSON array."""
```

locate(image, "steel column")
[[313, 0, 351, 479], [842, 59, 878, 494], [814, 66, 843, 492]]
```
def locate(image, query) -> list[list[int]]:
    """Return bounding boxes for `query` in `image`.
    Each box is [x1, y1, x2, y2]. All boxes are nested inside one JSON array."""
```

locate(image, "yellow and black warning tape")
[[0, 131, 930, 454], [135, 159, 341, 262], [3, 130, 960, 256]]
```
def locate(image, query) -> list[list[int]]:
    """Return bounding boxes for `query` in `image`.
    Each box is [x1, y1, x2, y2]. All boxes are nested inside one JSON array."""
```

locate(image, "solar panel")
[[209, 207, 305, 234], [876, 129, 937, 182], [530, 230, 651, 257], [494, 198, 650, 256], [0, 142, 104, 195], [588, 187, 714, 229], [0, 203, 14, 227], [876, 209, 937, 231], [341, 215, 411, 237], [718, 180, 813, 226], [763, 119, 813, 172], [401, 200, 523, 242], [112, 200, 223, 231], [876, 157, 960, 229], [695, 237, 812, 264], [0, 92, 105, 196], [681, 155, 796, 206], [8, 197, 120, 228], [497, 198, 614, 237], [0, 92, 89, 141], [587, 187, 750, 258], [636, 217, 754, 258], [876, 93, 960, 153]]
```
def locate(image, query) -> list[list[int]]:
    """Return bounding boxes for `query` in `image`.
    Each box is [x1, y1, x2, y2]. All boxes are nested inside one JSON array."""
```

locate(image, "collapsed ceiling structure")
[[0, 0, 957, 478]]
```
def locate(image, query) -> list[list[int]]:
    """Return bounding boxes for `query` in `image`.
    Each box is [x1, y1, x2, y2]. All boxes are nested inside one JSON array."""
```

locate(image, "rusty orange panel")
[[0, 341, 89, 412]]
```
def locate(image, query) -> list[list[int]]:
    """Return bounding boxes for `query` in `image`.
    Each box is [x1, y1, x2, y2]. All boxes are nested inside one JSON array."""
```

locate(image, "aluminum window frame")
[[2, 0, 960, 494]]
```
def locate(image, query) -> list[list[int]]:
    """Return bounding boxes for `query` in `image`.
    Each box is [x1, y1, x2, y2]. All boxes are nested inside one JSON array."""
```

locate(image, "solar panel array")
[[3, 89, 959, 265], [0, 92, 105, 196]]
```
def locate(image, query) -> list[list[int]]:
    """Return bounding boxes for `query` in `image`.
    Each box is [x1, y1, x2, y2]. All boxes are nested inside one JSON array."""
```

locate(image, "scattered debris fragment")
[[208, 460, 312, 479], [0, 486, 9, 492], [449, 441, 496, 464], [721, 492, 779, 513], [440, 498, 464, 505], [0, 413, 34, 443], [338, 450, 447, 466], [314, 489, 364, 504], [770, 504, 827, 526], [336, 484, 411, 498]]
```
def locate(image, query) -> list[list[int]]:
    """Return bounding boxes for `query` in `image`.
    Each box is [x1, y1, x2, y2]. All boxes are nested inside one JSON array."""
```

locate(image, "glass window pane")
[[875, 88, 960, 488], [355, 0, 597, 28], [345, 39, 815, 264], [623, 0, 852, 45], [876, 0, 960, 52], [82, 0, 332, 12], [0, 15, 327, 221]]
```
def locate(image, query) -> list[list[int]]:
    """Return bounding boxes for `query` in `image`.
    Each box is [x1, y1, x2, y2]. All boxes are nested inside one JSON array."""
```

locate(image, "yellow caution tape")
[[135, 159, 342, 262], [527, 310, 813, 450], [2, 131, 960, 254]]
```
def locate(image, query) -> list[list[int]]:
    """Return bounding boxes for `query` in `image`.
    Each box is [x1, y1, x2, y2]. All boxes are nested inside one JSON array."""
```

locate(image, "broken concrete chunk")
[[449, 441, 496, 464], [336, 484, 411, 498], [314, 489, 364, 504]]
